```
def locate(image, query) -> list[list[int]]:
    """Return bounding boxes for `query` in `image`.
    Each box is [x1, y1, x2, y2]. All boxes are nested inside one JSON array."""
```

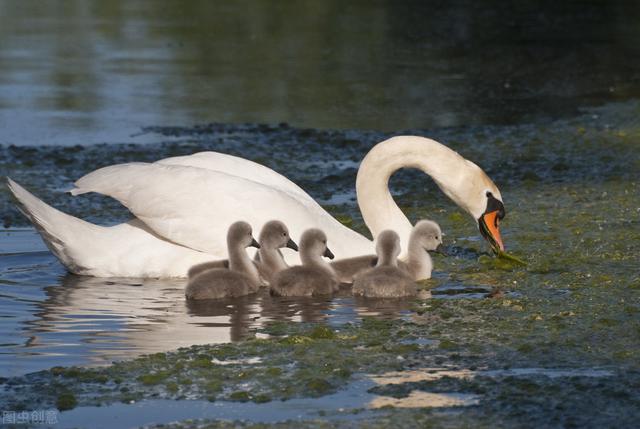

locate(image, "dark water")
[[1, 0, 640, 145]]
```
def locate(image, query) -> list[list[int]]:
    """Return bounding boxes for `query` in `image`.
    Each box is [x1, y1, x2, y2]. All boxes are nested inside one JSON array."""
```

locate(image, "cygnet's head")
[[376, 230, 401, 263], [411, 220, 443, 252], [299, 228, 334, 260], [259, 220, 298, 251], [227, 221, 260, 249]]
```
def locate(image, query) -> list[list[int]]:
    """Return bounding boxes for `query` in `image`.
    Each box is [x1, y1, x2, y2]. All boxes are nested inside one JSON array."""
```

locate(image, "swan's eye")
[[283, 233, 287, 236], [435, 236, 439, 240]]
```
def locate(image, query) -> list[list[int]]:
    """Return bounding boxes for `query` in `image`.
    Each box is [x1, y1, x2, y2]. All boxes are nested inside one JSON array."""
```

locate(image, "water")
[[1, 1, 640, 146], [57, 375, 480, 428], [38, 367, 614, 427]]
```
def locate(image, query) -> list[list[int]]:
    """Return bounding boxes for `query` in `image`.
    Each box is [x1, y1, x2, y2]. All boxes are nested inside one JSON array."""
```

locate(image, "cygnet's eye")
[[435, 235, 439, 240], [283, 232, 287, 237], [323, 240, 327, 244]]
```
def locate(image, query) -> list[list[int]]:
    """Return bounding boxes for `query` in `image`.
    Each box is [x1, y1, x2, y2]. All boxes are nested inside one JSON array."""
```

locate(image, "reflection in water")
[[185, 295, 263, 342], [0, 235, 417, 375], [353, 295, 416, 319]]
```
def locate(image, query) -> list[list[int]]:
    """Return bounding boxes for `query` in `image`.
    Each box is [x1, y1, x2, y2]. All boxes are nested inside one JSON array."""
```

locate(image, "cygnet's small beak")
[[286, 238, 299, 251], [250, 237, 261, 249], [323, 247, 335, 260], [434, 243, 448, 256]]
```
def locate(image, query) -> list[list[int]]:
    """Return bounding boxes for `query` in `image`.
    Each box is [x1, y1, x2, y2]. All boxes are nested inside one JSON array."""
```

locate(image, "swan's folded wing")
[[71, 163, 332, 255], [156, 152, 311, 200]]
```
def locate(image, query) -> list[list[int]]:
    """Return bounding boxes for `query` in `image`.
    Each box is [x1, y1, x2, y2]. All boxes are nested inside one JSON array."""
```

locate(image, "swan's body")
[[8, 137, 505, 278], [185, 221, 260, 300], [353, 230, 416, 298], [270, 229, 339, 297]]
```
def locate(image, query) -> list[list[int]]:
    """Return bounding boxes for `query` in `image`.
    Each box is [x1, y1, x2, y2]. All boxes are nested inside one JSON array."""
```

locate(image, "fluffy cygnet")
[[254, 220, 298, 284], [352, 230, 416, 298], [332, 219, 443, 283], [187, 220, 298, 283], [185, 221, 261, 300], [406, 220, 442, 280], [270, 229, 338, 297]]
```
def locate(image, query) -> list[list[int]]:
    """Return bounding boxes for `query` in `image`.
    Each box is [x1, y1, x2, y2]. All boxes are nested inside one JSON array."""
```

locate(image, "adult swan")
[[8, 136, 505, 278]]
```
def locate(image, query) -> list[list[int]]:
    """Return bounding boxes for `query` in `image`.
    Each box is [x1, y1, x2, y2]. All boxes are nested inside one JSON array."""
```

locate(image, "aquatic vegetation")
[[496, 250, 527, 266]]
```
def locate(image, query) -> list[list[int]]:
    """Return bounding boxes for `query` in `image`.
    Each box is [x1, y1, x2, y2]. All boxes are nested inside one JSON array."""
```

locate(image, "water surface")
[[1, 0, 640, 145]]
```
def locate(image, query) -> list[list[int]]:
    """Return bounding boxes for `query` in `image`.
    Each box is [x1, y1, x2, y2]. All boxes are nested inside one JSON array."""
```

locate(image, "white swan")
[[7, 136, 505, 278]]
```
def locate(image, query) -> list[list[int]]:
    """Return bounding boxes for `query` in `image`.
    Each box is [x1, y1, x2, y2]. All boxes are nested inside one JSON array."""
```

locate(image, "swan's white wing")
[[156, 152, 310, 200], [71, 163, 371, 259], [8, 178, 217, 277]]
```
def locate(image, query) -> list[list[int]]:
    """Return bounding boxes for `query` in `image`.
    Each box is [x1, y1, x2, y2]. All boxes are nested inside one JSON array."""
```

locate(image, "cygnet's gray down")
[[353, 230, 416, 298], [270, 228, 338, 297], [333, 219, 443, 283], [185, 221, 261, 300], [254, 220, 298, 284]]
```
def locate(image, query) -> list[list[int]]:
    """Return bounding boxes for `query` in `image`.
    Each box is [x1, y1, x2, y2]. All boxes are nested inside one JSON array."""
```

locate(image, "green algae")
[[307, 325, 336, 339], [496, 251, 527, 266], [305, 378, 333, 396], [229, 391, 251, 402], [55, 391, 77, 411]]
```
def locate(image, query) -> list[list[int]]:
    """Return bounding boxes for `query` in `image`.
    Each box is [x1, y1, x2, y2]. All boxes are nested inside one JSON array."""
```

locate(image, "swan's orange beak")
[[479, 210, 504, 253]]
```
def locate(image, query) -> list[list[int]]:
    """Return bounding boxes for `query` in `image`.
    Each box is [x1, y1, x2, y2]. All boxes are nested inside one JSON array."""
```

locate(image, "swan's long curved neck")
[[356, 137, 471, 250]]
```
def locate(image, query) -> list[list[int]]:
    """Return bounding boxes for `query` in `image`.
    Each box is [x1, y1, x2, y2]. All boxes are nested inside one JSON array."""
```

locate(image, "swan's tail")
[[6, 178, 102, 273]]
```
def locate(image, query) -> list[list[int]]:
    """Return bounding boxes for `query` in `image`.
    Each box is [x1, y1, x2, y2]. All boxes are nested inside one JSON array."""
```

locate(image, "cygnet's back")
[[186, 221, 261, 300], [352, 230, 416, 298], [270, 229, 338, 297], [188, 259, 228, 279], [255, 220, 298, 284], [186, 269, 257, 300], [331, 255, 410, 283]]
